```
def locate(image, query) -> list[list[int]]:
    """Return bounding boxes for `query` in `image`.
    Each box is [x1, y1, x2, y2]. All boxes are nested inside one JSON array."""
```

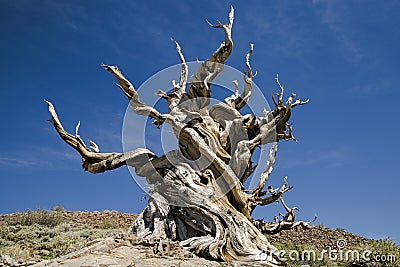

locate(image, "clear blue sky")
[[1, 1, 399, 244]]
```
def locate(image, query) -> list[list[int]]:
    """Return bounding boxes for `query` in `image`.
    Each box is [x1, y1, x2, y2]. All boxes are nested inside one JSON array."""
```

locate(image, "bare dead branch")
[[279, 197, 298, 222], [158, 40, 189, 112], [275, 74, 284, 105], [187, 6, 234, 108], [235, 44, 254, 110], [252, 144, 278, 196], [224, 44, 254, 111], [89, 140, 99, 153], [255, 211, 317, 235], [291, 97, 310, 108], [45, 100, 156, 173], [254, 218, 314, 235], [253, 176, 293, 209], [101, 64, 166, 126], [224, 80, 239, 108], [205, 6, 234, 64], [173, 39, 188, 90]]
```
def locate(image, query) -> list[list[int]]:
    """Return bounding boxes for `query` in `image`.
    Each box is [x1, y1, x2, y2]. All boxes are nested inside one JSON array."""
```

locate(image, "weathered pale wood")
[[46, 6, 311, 266]]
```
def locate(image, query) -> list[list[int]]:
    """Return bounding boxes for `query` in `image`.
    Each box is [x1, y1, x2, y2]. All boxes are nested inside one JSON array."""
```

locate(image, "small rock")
[[3, 255, 14, 265], [96, 244, 111, 253], [25, 260, 38, 266]]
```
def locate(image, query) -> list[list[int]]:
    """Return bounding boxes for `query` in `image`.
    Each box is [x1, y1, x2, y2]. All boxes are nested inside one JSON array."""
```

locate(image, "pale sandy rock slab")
[[29, 237, 221, 267]]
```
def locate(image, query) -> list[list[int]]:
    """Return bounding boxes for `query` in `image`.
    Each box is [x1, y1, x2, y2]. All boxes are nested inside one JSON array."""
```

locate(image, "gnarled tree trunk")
[[45, 7, 312, 266]]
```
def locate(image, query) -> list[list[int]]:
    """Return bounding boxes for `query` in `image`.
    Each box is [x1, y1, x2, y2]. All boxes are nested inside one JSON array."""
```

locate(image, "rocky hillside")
[[0, 209, 399, 267]]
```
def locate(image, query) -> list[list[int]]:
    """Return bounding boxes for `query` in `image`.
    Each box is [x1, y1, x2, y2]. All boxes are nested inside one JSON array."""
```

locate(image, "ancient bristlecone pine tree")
[[46, 7, 312, 266]]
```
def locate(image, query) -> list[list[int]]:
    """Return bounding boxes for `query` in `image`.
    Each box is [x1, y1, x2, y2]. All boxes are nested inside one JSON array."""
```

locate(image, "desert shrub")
[[1, 220, 123, 261], [0, 225, 13, 247], [0, 244, 30, 260], [0, 224, 9, 239], [0, 209, 126, 262], [5, 208, 64, 227], [12, 226, 39, 241], [355, 238, 400, 267], [42, 226, 121, 257], [273, 237, 400, 267], [98, 218, 119, 229], [51, 205, 66, 212]]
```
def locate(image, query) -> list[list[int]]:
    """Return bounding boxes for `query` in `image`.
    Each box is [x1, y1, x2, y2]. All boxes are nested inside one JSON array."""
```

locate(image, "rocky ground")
[[1, 210, 399, 267], [268, 224, 371, 252], [0, 210, 138, 230]]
